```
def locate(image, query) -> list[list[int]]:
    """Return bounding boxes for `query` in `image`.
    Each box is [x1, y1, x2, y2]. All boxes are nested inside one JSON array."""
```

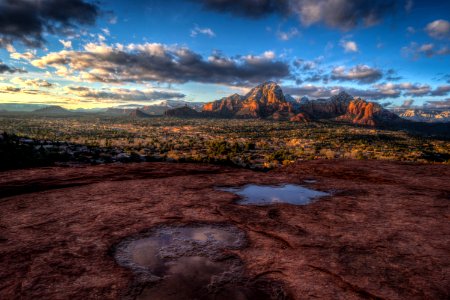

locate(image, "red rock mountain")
[[203, 82, 294, 119], [296, 92, 400, 125], [298, 91, 353, 119], [202, 93, 244, 117], [337, 98, 399, 126], [170, 82, 402, 126]]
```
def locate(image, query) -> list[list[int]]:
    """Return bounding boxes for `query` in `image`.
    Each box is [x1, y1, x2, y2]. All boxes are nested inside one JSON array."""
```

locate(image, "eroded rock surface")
[[0, 160, 449, 299]]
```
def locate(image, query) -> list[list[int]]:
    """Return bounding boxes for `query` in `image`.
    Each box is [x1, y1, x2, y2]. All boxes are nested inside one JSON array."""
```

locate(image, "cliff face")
[[344, 99, 378, 126], [202, 93, 244, 117], [337, 99, 400, 126], [297, 92, 353, 119], [286, 90, 402, 126], [202, 82, 293, 119]]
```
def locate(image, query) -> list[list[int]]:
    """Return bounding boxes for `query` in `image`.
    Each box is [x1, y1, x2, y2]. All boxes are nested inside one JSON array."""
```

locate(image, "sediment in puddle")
[[114, 223, 288, 300]]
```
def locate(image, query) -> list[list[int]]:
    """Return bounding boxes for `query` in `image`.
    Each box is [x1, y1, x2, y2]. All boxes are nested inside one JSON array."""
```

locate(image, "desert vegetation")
[[1, 114, 449, 170]]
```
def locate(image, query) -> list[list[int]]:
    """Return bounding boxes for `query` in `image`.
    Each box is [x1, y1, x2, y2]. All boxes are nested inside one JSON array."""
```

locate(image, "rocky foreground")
[[0, 160, 449, 299]]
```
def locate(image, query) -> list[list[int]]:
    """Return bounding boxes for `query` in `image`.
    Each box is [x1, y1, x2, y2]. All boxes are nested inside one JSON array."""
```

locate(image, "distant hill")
[[104, 100, 203, 117], [129, 109, 152, 118], [393, 109, 450, 123], [165, 106, 201, 118], [105, 108, 152, 118], [0, 103, 48, 112], [32, 105, 72, 115]]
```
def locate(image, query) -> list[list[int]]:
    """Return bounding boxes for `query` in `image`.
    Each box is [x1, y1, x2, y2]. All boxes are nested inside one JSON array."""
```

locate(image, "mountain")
[[32, 105, 72, 115], [202, 93, 244, 117], [337, 98, 400, 126], [129, 109, 152, 118], [0, 103, 48, 112], [298, 92, 353, 119], [165, 105, 201, 118], [158, 100, 204, 111], [104, 100, 203, 117], [394, 109, 450, 123], [105, 108, 152, 118], [105, 108, 132, 115], [203, 81, 293, 119], [167, 82, 407, 126]]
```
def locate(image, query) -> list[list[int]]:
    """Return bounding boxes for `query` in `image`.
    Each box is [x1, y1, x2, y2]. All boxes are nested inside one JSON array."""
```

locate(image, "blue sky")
[[0, 0, 449, 109]]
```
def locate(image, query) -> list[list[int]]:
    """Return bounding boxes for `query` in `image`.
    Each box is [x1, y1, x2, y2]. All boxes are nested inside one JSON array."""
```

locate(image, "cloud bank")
[[31, 42, 291, 86], [194, 0, 396, 29], [64, 86, 186, 102]]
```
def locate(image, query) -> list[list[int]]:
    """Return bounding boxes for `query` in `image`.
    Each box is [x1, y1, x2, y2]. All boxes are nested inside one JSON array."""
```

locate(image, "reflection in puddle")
[[303, 179, 317, 184], [220, 184, 329, 205], [114, 224, 284, 299], [138, 256, 241, 300]]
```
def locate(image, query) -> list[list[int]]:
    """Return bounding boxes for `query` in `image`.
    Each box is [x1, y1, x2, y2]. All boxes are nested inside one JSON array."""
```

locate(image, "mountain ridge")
[[195, 82, 402, 126], [394, 109, 450, 123]]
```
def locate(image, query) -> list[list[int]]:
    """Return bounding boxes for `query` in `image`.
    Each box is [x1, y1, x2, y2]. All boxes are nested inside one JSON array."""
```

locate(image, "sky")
[[0, 0, 449, 110]]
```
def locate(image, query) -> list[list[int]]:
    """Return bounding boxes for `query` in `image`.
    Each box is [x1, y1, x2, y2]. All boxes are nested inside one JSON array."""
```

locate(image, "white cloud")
[[64, 86, 185, 102], [331, 65, 382, 83], [98, 34, 106, 42], [10, 51, 36, 61], [425, 19, 450, 39], [402, 42, 450, 58], [276, 27, 299, 41], [190, 25, 216, 38], [59, 40, 72, 49], [10, 77, 53, 88], [5, 44, 16, 53], [262, 50, 276, 59], [101, 28, 110, 36], [401, 99, 414, 108], [340, 40, 358, 53]]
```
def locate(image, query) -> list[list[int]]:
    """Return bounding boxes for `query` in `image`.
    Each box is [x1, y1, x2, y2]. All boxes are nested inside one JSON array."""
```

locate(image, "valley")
[[1, 82, 449, 171], [1, 115, 449, 171]]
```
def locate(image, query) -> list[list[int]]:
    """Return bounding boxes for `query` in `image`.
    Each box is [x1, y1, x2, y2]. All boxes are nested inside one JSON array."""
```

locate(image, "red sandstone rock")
[[0, 160, 449, 299]]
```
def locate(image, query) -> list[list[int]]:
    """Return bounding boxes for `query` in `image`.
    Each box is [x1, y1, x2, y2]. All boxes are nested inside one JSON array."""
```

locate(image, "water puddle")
[[303, 179, 317, 184], [220, 184, 329, 205], [114, 224, 286, 299]]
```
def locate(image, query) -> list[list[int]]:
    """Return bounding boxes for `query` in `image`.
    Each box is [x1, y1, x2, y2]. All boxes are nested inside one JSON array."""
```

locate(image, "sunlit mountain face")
[[0, 0, 449, 110]]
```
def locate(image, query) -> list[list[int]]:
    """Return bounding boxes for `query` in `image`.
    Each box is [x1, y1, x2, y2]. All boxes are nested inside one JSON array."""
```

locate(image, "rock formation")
[[170, 82, 404, 126], [203, 82, 292, 119], [337, 98, 400, 126]]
